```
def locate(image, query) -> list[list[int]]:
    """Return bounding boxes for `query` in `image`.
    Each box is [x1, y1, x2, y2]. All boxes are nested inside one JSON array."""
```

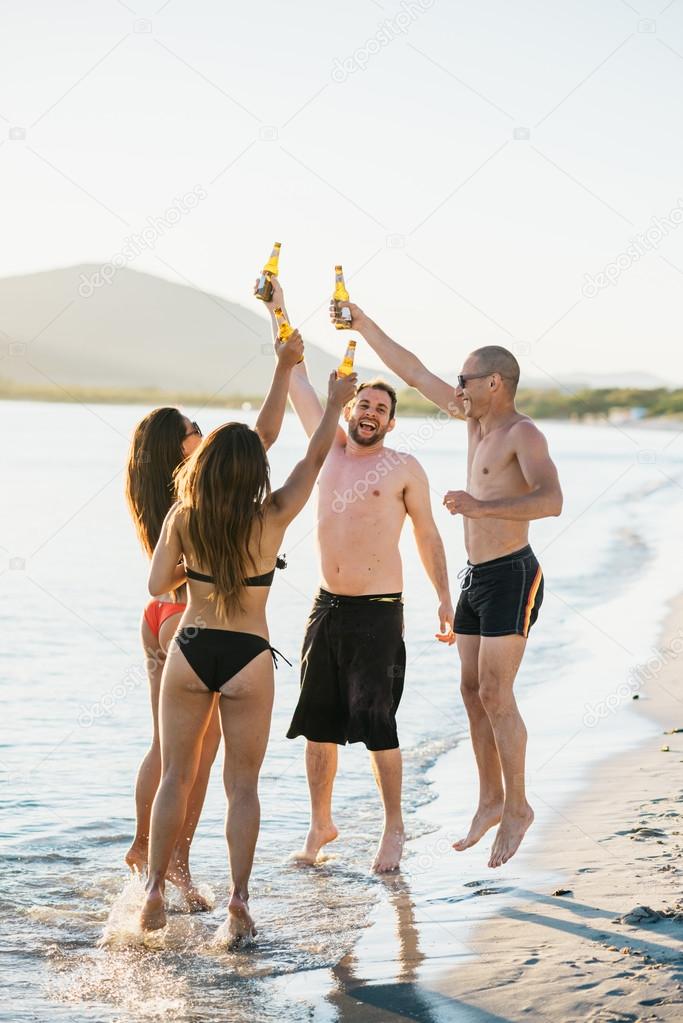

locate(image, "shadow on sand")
[[328, 877, 513, 1023]]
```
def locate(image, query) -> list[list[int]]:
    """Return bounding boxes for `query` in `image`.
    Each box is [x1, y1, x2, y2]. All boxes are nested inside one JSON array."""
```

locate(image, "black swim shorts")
[[286, 588, 406, 752], [454, 545, 544, 638]]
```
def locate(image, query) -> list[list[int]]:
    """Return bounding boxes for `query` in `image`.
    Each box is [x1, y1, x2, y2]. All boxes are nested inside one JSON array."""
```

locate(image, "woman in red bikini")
[[124, 335, 303, 908]]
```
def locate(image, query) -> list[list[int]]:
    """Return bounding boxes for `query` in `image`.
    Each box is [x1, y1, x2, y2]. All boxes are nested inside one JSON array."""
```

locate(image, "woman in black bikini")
[[125, 335, 303, 907], [140, 369, 357, 942], [124, 408, 219, 909]]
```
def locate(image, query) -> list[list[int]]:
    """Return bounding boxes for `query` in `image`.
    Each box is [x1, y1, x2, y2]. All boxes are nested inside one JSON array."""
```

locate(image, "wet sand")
[[316, 599, 683, 1022]]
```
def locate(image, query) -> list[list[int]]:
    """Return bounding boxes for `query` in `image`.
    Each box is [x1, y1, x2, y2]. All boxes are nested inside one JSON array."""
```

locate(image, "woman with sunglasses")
[[125, 335, 303, 908], [140, 368, 357, 941]]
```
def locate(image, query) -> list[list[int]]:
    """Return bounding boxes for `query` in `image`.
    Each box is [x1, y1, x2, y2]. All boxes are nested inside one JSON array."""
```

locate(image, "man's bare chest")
[[319, 451, 407, 518]]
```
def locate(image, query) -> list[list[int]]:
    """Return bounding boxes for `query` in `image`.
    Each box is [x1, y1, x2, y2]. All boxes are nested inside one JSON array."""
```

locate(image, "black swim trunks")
[[454, 545, 543, 638], [286, 588, 406, 752]]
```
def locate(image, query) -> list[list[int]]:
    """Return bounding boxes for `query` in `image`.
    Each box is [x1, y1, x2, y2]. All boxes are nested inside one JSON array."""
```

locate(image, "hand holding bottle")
[[253, 273, 284, 311], [328, 298, 366, 330], [328, 370, 357, 408], [275, 328, 304, 368]]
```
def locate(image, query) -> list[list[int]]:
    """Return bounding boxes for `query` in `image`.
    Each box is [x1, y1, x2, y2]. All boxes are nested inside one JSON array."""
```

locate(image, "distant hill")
[[0, 266, 665, 403], [0, 265, 400, 399]]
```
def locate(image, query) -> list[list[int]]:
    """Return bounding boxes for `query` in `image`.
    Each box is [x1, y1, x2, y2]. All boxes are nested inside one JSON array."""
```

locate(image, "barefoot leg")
[[140, 645, 215, 931], [140, 882, 167, 931], [219, 651, 274, 944], [453, 635, 504, 852], [291, 742, 339, 865], [477, 636, 534, 868], [370, 748, 405, 873], [227, 890, 257, 948], [126, 618, 166, 874], [167, 695, 221, 911]]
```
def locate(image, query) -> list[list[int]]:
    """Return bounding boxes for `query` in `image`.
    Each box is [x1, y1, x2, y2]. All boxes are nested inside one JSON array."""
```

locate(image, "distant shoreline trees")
[[2, 379, 683, 421]]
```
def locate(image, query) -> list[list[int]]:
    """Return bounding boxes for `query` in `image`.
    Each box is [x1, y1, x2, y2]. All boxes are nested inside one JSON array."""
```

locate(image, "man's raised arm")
[[255, 275, 344, 441], [335, 301, 464, 420]]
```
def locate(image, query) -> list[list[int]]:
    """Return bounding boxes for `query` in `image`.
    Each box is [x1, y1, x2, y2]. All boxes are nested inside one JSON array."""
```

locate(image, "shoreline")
[[312, 599, 683, 1021], [3, 390, 683, 428]]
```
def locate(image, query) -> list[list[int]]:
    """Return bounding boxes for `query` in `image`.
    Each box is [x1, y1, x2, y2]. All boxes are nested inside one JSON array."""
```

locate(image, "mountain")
[[0, 265, 400, 398]]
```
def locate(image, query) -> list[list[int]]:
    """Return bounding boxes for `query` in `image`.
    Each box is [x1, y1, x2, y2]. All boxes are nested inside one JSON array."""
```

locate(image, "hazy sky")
[[2, 0, 683, 382]]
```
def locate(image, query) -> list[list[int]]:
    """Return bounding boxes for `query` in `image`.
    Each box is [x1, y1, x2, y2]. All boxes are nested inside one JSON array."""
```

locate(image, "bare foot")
[[488, 804, 534, 868], [290, 822, 339, 866], [125, 841, 147, 875], [227, 890, 257, 949], [372, 827, 405, 873], [140, 885, 167, 931], [167, 860, 211, 912], [452, 801, 504, 852]]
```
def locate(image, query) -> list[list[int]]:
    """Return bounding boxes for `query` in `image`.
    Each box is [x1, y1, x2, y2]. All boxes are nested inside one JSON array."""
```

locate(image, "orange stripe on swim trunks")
[[523, 567, 543, 637]]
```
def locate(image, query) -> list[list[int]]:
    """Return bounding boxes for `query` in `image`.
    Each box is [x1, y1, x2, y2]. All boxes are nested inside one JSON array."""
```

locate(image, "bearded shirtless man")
[[336, 301, 563, 869], [257, 278, 455, 873]]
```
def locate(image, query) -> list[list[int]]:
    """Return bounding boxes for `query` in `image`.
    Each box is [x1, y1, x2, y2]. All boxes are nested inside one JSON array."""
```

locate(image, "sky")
[[2, 0, 683, 382]]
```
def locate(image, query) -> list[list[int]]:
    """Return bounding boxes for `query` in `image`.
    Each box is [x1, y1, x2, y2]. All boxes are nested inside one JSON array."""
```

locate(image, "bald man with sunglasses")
[[335, 301, 563, 869]]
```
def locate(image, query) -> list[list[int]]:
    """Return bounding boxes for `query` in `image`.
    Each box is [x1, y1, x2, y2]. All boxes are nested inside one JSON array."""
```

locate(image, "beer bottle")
[[333, 265, 353, 329], [255, 242, 281, 302], [337, 339, 357, 377], [274, 307, 304, 363]]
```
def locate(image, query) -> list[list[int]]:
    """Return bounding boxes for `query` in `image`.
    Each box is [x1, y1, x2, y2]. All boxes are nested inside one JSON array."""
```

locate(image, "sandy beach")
[[321, 599, 683, 1022]]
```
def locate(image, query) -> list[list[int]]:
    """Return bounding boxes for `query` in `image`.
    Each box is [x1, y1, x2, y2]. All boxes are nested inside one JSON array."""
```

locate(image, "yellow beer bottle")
[[337, 339, 357, 376], [333, 264, 353, 329], [274, 307, 293, 342], [255, 242, 281, 302], [274, 307, 304, 363]]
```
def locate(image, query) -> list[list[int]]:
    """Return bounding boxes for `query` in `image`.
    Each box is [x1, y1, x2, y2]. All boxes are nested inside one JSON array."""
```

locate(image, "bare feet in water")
[[140, 884, 166, 931], [290, 822, 339, 866], [125, 841, 147, 876], [167, 860, 211, 912], [227, 890, 257, 948], [488, 804, 534, 868], [372, 827, 405, 873], [126, 847, 209, 913], [452, 801, 503, 852]]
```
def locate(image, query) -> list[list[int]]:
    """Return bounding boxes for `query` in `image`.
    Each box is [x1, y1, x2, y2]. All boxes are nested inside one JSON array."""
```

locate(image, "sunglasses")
[[457, 372, 491, 389], [184, 421, 202, 439]]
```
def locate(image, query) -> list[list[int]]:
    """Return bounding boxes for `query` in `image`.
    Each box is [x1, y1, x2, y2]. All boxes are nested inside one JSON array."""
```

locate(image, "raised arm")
[[269, 372, 357, 526], [444, 421, 563, 521], [403, 456, 455, 643], [288, 360, 342, 441], [253, 329, 305, 450], [148, 504, 184, 597], [333, 301, 464, 420]]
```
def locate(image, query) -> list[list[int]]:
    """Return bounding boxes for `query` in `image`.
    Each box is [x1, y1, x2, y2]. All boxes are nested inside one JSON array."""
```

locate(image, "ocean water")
[[2, 399, 683, 1022]]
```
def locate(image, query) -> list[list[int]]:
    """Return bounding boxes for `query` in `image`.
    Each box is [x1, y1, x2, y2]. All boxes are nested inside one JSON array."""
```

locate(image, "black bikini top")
[[184, 555, 287, 588]]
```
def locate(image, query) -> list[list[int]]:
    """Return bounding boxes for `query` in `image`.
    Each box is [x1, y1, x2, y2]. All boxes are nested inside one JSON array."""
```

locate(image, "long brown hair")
[[175, 422, 271, 619], [125, 407, 186, 557]]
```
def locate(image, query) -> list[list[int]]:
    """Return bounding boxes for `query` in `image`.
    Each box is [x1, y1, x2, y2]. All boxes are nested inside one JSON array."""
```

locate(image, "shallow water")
[[3, 400, 683, 1021]]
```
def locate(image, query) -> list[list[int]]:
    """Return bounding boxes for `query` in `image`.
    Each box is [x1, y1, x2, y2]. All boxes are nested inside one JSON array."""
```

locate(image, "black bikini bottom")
[[175, 627, 291, 693]]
